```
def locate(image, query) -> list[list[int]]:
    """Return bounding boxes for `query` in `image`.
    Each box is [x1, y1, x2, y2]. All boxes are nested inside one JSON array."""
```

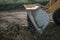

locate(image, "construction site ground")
[[0, 8, 60, 40]]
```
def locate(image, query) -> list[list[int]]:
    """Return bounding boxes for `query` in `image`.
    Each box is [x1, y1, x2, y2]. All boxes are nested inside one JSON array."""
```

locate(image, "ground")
[[0, 9, 28, 27], [0, 9, 60, 40]]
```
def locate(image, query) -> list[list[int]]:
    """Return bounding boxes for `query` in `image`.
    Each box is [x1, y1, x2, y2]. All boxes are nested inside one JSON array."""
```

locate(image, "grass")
[[0, 0, 49, 10], [0, 3, 24, 10]]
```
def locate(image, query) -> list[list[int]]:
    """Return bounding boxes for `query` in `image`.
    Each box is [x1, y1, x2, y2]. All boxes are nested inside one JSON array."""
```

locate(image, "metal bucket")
[[27, 8, 49, 34]]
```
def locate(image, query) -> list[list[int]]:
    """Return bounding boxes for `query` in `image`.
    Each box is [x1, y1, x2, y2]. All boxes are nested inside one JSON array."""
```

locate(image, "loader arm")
[[48, 0, 60, 13]]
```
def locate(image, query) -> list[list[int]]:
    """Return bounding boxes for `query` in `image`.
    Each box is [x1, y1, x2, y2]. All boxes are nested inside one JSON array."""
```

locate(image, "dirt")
[[0, 9, 60, 40], [0, 10, 28, 27], [38, 22, 60, 40]]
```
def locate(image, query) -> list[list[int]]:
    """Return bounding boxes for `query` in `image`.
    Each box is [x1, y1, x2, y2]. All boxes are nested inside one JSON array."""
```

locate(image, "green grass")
[[0, 0, 49, 10]]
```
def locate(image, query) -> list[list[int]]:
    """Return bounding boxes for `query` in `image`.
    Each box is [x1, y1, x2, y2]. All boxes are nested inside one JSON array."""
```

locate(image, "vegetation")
[[0, 3, 24, 10], [0, 0, 49, 4], [0, 0, 49, 10]]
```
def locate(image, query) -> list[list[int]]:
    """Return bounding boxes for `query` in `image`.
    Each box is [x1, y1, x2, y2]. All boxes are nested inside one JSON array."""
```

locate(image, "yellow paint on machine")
[[42, 0, 60, 14], [49, 0, 60, 13]]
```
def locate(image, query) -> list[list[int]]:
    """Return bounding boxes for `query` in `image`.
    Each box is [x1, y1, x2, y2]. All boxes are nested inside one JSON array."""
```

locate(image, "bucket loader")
[[24, 0, 60, 34], [24, 4, 49, 34]]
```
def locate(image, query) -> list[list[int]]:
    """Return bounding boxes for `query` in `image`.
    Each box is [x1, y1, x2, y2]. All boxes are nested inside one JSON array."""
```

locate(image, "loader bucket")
[[24, 5, 49, 34]]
